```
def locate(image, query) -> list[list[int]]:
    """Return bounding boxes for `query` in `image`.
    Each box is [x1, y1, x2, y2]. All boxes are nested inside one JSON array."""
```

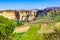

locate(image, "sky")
[[0, 0, 60, 10]]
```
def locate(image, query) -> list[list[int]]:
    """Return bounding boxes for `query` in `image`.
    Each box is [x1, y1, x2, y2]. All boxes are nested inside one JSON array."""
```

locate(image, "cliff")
[[0, 10, 37, 21], [0, 7, 60, 21]]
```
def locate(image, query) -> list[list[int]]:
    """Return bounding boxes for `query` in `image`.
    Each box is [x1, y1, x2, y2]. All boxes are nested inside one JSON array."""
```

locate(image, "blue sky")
[[0, 0, 60, 10]]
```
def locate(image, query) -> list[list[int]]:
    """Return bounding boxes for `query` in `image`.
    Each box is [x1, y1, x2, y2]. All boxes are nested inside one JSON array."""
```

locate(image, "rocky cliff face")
[[0, 10, 37, 21], [0, 10, 15, 19], [36, 7, 60, 17], [0, 7, 60, 21], [19, 10, 37, 21]]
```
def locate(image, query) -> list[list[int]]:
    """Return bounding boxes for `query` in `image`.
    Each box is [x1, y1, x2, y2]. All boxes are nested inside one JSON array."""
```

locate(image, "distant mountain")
[[44, 7, 60, 10]]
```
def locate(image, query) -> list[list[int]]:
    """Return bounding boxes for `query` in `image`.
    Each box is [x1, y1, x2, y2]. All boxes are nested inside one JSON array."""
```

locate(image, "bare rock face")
[[15, 10, 20, 20], [19, 10, 37, 21], [0, 10, 37, 21], [0, 7, 60, 21], [0, 10, 15, 19]]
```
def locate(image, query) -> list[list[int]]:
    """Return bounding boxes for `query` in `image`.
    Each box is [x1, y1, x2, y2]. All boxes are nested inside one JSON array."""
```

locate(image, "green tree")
[[50, 13, 60, 21], [0, 16, 15, 40]]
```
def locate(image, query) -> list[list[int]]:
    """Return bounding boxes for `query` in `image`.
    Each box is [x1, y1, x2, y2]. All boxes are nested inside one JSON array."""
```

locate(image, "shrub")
[[50, 13, 60, 21], [0, 16, 15, 40], [0, 16, 8, 23]]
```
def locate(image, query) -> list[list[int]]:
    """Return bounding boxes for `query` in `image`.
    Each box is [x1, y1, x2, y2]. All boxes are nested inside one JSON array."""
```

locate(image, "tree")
[[0, 16, 15, 40], [50, 13, 60, 21]]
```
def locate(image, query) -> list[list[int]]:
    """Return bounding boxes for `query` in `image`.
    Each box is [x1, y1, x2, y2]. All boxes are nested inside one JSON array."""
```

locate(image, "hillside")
[[0, 7, 60, 21]]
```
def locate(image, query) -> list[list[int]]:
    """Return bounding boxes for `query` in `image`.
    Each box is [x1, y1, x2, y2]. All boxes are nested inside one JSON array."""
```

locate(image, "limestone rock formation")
[[0, 7, 60, 21]]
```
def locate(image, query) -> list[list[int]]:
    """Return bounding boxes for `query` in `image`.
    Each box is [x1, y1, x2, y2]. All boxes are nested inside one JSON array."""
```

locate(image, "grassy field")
[[20, 24, 45, 40], [13, 22, 60, 40], [13, 32, 24, 40]]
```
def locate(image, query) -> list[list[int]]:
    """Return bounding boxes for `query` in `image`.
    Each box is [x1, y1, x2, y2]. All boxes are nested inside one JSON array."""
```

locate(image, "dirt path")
[[14, 26, 30, 33]]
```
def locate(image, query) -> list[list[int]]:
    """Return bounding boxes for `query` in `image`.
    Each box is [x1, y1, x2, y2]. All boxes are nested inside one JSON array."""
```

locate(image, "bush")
[[15, 20, 23, 27], [50, 13, 60, 21], [0, 16, 8, 23], [0, 16, 15, 40]]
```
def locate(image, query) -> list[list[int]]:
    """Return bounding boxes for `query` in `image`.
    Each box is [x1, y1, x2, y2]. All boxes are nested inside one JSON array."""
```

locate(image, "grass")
[[26, 24, 40, 34], [20, 24, 45, 40], [13, 21, 60, 40], [55, 22, 60, 32], [13, 32, 24, 40]]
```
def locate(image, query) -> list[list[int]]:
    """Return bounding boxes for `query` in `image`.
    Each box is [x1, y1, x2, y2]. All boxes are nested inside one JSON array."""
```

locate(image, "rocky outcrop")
[[0, 10, 37, 21], [19, 10, 37, 21], [0, 7, 60, 21], [0, 10, 15, 19], [36, 7, 60, 17]]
